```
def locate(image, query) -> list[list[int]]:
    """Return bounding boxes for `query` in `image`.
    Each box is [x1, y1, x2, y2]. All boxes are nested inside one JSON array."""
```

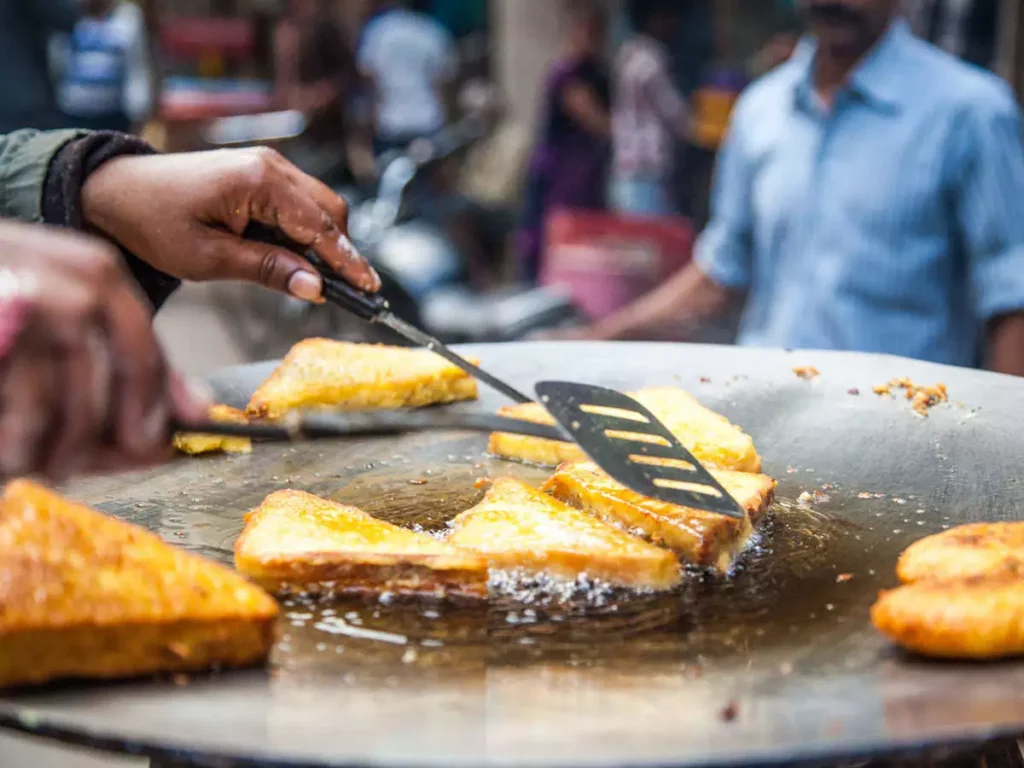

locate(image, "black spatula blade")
[[535, 381, 747, 519]]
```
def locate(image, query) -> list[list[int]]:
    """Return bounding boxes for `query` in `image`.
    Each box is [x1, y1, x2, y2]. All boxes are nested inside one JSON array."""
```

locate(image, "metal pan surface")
[[1, 342, 1023, 768]]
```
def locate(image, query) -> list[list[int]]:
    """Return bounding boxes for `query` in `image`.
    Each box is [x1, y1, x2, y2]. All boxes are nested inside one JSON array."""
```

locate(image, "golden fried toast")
[[488, 387, 761, 472], [247, 339, 478, 419], [896, 522, 1024, 584], [0, 481, 278, 689], [173, 404, 253, 456], [542, 460, 775, 573], [235, 490, 488, 598], [871, 574, 1024, 659], [448, 478, 680, 590]]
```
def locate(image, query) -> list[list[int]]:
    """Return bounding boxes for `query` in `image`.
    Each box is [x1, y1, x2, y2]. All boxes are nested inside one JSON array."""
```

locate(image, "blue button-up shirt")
[[695, 19, 1024, 366]]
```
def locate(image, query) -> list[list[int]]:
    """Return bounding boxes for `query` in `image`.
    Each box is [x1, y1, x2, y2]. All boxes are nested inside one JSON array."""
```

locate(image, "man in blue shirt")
[[569, 0, 1024, 375]]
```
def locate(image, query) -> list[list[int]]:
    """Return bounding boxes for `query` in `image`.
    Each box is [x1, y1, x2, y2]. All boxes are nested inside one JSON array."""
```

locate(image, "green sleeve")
[[0, 129, 90, 223]]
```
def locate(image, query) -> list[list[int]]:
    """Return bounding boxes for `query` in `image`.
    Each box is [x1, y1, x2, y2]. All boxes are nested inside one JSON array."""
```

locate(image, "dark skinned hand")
[[81, 146, 381, 300], [0, 221, 210, 482]]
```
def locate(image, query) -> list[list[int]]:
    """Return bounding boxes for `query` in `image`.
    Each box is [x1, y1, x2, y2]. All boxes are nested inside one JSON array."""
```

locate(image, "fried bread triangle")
[[543, 460, 776, 573], [247, 339, 479, 419], [235, 490, 488, 598], [0, 481, 278, 688], [488, 386, 761, 472], [448, 478, 680, 590]]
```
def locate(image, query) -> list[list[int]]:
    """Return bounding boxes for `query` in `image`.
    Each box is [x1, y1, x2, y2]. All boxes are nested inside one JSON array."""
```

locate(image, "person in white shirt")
[[357, 0, 458, 154], [53, 0, 152, 133]]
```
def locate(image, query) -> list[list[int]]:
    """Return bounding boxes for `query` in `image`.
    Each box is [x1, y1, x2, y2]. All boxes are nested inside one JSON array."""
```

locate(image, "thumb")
[[205, 229, 323, 301]]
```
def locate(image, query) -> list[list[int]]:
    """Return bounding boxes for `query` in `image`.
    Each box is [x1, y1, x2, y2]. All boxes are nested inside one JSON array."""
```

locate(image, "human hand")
[[80, 147, 381, 302], [0, 221, 210, 481]]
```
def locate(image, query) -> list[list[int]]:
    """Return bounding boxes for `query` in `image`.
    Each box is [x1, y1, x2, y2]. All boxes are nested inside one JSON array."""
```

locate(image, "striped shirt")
[[695, 20, 1024, 367], [611, 34, 687, 179]]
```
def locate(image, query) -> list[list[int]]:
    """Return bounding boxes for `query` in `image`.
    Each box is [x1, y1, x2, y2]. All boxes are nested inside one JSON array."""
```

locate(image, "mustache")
[[804, 2, 868, 26]]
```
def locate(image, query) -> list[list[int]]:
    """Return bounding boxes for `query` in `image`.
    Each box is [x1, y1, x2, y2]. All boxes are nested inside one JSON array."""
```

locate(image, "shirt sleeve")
[[951, 82, 1024, 322], [693, 103, 755, 289]]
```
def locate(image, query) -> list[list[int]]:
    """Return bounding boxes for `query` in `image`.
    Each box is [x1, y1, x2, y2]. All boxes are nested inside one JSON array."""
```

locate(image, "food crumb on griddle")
[[836, 573, 854, 583], [872, 378, 948, 415], [473, 478, 490, 490], [409, 479, 428, 486], [719, 701, 739, 722], [699, 376, 711, 384], [793, 365, 820, 380], [847, 388, 860, 396]]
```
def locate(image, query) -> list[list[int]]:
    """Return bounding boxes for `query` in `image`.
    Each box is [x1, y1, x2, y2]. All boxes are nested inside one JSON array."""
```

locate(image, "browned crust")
[[238, 558, 488, 600], [0, 618, 275, 689], [870, 573, 1024, 660]]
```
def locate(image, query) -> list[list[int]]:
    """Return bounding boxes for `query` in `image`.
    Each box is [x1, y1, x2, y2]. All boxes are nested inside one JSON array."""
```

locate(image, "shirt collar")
[[792, 18, 912, 114]]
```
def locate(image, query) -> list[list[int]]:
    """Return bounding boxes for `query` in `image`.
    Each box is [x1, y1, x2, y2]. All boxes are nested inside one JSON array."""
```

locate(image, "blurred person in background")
[[273, 0, 362, 181], [903, 0, 999, 69], [54, 0, 152, 134], [610, 0, 691, 218], [517, 0, 611, 283], [0, 0, 79, 133], [357, 0, 458, 156], [555, 0, 1024, 376]]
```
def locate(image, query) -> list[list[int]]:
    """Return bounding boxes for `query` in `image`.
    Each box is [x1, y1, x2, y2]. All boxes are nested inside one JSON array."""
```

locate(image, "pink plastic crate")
[[539, 209, 695, 321]]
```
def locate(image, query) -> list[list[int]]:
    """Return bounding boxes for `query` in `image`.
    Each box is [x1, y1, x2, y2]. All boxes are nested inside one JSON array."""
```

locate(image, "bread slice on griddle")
[[0, 480, 278, 689], [542, 460, 775, 573], [895, 522, 1024, 585], [871, 574, 1024, 660], [447, 478, 680, 590], [234, 490, 488, 599], [487, 387, 761, 472], [173, 404, 253, 456], [246, 339, 478, 419]]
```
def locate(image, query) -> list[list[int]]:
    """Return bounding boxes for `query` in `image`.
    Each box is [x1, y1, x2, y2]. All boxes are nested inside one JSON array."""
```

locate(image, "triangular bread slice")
[[173, 404, 253, 456], [447, 478, 680, 590], [234, 490, 488, 599], [542, 460, 776, 573], [0, 481, 278, 689], [247, 339, 479, 419], [488, 387, 761, 472]]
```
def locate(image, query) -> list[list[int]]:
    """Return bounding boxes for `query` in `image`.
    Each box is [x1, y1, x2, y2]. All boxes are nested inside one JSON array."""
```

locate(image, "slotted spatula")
[[175, 381, 745, 519]]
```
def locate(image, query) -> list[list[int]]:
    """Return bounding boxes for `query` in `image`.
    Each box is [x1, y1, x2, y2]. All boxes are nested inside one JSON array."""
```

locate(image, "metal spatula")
[[175, 382, 744, 518], [534, 381, 746, 519]]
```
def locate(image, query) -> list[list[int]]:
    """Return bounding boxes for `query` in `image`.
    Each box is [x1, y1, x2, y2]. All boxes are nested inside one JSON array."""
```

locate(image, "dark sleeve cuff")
[[42, 132, 182, 311]]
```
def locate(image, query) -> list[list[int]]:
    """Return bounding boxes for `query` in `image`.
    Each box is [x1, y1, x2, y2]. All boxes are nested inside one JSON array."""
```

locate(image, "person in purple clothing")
[[517, 0, 611, 283]]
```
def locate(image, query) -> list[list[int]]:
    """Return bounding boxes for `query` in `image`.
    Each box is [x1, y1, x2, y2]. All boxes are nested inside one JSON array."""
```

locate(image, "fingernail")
[[367, 266, 382, 292], [287, 270, 322, 301]]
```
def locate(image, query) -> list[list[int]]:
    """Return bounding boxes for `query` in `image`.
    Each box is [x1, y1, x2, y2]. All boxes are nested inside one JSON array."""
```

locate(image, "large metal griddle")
[[2, 342, 1024, 768]]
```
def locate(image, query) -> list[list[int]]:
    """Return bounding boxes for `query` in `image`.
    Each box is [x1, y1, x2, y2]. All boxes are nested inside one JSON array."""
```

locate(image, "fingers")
[[246, 149, 381, 293], [100, 273, 173, 464], [199, 228, 325, 300], [44, 328, 111, 481], [0, 345, 58, 479]]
